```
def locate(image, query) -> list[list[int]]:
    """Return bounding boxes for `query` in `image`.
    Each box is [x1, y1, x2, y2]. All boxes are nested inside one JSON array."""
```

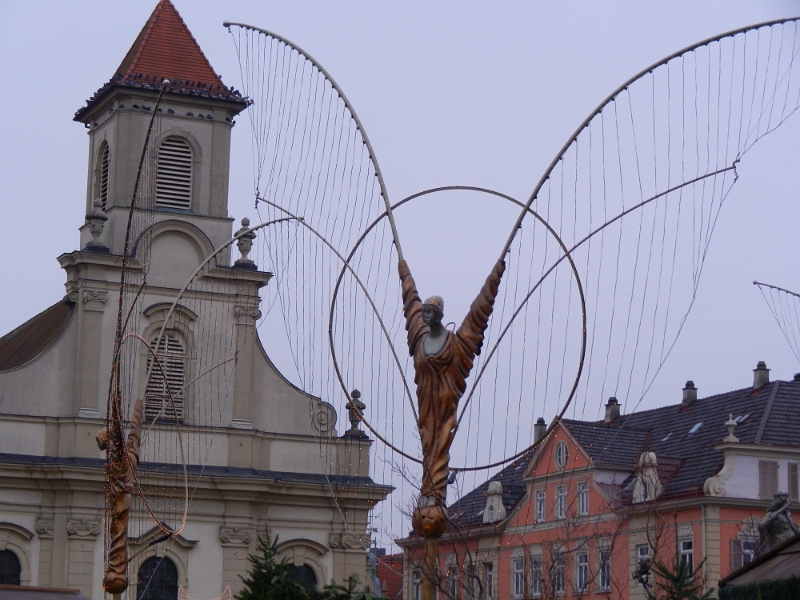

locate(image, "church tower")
[[73, 0, 247, 254]]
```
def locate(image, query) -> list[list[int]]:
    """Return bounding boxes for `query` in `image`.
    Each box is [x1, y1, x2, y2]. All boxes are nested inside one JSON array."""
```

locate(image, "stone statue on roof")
[[756, 492, 799, 556]]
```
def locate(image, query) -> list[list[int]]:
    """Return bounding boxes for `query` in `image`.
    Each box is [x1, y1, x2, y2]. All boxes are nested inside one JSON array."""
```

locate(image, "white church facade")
[[0, 1, 389, 597]]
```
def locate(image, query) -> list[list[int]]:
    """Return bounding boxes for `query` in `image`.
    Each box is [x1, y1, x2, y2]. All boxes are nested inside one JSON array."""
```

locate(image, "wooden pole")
[[422, 536, 438, 600]]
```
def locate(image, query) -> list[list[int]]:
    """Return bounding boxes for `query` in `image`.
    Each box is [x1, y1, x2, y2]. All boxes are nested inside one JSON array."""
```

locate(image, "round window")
[[555, 441, 569, 470]]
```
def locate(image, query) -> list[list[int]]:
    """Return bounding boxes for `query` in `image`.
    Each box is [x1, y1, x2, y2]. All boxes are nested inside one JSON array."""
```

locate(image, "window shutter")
[[156, 138, 193, 210], [730, 538, 743, 571], [790, 463, 799, 502], [759, 461, 779, 499], [145, 333, 185, 422], [100, 144, 110, 210]]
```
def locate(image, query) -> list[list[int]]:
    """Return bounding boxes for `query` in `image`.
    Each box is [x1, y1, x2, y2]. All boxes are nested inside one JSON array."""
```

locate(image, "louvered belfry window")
[[156, 137, 193, 210], [145, 331, 185, 423], [100, 143, 110, 210]]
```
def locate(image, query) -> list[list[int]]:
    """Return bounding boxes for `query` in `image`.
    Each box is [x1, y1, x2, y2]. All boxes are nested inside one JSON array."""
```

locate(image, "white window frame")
[[553, 553, 566, 595], [483, 562, 493, 600], [412, 570, 421, 600], [465, 563, 478, 600], [531, 557, 542, 597], [446, 564, 458, 599], [512, 558, 524, 598], [535, 489, 546, 522], [598, 549, 611, 592], [556, 485, 567, 519], [575, 552, 589, 593], [577, 481, 589, 516], [636, 545, 650, 587], [555, 441, 569, 470], [680, 540, 693, 574]]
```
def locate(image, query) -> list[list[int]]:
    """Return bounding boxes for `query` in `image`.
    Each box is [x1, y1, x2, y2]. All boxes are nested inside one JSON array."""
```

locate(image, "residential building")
[[399, 362, 800, 599], [0, 1, 389, 598]]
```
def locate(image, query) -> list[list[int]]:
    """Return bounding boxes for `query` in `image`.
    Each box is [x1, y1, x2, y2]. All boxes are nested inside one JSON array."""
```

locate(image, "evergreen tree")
[[645, 545, 716, 600]]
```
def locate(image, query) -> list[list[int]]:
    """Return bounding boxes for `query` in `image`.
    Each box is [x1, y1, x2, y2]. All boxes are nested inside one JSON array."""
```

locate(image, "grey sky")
[[1, 0, 799, 420]]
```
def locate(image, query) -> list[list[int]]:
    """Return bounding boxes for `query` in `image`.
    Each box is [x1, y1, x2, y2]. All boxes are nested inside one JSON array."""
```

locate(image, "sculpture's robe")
[[399, 259, 505, 508]]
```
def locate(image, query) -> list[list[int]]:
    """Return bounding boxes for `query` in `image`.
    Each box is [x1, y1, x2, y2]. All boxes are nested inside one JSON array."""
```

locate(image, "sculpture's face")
[[422, 305, 442, 327], [412, 504, 447, 538]]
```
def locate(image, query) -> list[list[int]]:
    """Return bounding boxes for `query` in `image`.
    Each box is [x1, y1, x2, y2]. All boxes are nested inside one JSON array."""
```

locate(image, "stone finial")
[[723, 413, 739, 443], [84, 198, 109, 252], [233, 217, 257, 269], [344, 389, 367, 437]]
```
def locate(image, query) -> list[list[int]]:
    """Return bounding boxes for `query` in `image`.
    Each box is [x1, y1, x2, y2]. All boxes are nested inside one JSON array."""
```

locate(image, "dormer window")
[[156, 137, 193, 210]]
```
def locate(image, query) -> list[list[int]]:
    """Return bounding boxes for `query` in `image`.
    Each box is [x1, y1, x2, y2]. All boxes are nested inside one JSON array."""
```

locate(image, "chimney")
[[753, 361, 770, 389], [534, 418, 547, 443], [682, 381, 697, 407], [604, 397, 620, 423]]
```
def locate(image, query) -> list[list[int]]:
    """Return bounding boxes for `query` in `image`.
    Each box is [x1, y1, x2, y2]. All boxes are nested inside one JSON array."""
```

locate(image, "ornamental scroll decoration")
[[36, 520, 54, 539], [233, 305, 262, 326], [68, 289, 109, 312], [67, 518, 102, 538], [311, 401, 337, 435], [219, 525, 255, 546], [329, 532, 368, 549]]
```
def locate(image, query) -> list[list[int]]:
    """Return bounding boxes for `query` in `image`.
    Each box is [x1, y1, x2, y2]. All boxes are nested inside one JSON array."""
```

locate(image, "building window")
[[0, 550, 21, 585], [759, 460, 778, 500], [412, 570, 421, 600], [483, 562, 493, 599], [289, 565, 318, 591], [556, 485, 567, 519], [156, 137, 193, 210], [446, 564, 458, 599], [598, 550, 611, 592], [555, 441, 569, 470], [577, 481, 589, 516], [465, 563, 478, 600], [680, 540, 694, 573], [790, 463, 799, 502], [553, 553, 566, 595], [145, 331, 186, 423], [730, 538, 757, 570], [576, 552, 589, 593], [636, 545, 650, 587], [137, 556, 178, 600], [536, 489, 546, 522], [531, 558, 542, 597], [512, 558, 524, 598], [97, 141, 110, 210]]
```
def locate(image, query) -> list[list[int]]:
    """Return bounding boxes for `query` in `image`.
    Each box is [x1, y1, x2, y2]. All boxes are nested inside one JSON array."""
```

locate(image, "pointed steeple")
[[75, 0, 244, 120], [116, 0, 222, 88]]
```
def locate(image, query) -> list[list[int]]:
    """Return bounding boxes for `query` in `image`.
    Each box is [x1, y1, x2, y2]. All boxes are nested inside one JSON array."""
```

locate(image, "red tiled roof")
[[116, 0, 222, 89], [376, 553, 404, 599], [0, 299, 74, 371], [74, 0, 245, 121]]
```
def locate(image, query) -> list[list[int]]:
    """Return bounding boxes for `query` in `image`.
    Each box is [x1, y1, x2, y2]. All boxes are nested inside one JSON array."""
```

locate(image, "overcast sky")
[[1, 0, 799, 418]]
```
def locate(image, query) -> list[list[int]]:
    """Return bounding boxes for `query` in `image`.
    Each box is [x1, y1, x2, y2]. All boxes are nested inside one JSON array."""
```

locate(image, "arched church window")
[[0, 549, 22, 585], [289, 564, 318, 591], [96, 141, 110, 210], [156, 137, 193, 210], [136, 556, 178, 600], [145, 331, 185, 423]]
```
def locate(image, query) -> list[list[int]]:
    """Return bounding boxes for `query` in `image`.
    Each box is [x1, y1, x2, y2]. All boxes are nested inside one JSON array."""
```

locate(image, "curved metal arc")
[[455, 167, 735, 472], [224, 21, 404, 261], [329, 185, 584, 466], [753, 280, 800, 300], [256, 196, 422, 464], [499, 16, 800, 260]]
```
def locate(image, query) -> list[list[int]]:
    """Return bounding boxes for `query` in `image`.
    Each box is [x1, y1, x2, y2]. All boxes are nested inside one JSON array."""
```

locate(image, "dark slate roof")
[[74, 0, 245, 121], [0, 453, 390, 491], [449, 376, 800, 527], [447, 450, 533, 530], [0, 299, 74, 371]]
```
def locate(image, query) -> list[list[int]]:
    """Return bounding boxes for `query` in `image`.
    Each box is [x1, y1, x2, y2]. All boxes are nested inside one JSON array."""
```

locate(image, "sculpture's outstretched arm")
[[456, 260, 506, 356], [399, 260, 426, 355]]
